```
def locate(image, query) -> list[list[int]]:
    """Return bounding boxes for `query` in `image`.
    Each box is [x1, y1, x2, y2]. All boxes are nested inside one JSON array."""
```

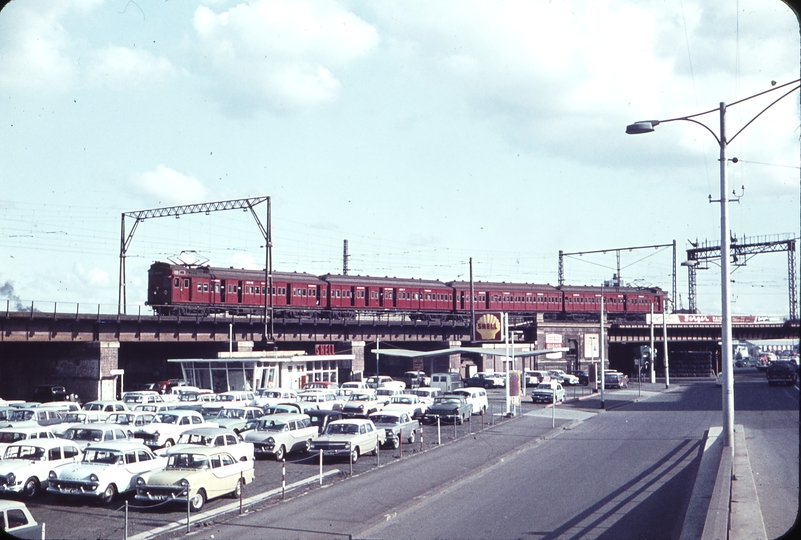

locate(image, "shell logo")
[[476, 313, 502, 340]]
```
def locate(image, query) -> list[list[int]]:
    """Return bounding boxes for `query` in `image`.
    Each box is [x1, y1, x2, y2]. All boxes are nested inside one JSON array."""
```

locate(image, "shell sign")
[[475, 312, 502, 341]]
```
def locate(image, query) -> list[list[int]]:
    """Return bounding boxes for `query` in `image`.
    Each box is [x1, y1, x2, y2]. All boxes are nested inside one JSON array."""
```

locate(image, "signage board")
[[545, 334, 563, 359], [475, 312, 503, 341], [584, 334, 599, 359]]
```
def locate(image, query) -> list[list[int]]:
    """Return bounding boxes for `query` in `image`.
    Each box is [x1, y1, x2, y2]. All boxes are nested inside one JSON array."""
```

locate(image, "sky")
[[0, 0, 799, 318]]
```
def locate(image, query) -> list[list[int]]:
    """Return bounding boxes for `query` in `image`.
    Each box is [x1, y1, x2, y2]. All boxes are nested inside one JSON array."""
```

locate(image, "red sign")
[[315, 344, 335, 355]]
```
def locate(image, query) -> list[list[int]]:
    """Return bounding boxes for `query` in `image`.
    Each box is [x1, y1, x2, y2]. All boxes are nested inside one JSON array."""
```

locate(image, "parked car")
[[48, 441, 168, 504], [243, 413, 317, 460], [548, 370, 580, 386], [29, 385, 78, 404], [342, 392, 383, 418], [309, 418, 386, 462], [254, 388, 299, 408], [424, 395, 472, 424], [401, 371, 430, 389], [0, 407, 65, 429], [122, 392, 164, 406], [524, 370, 550, 387], [302, 381, 339, 391], [82, 401, 130, 420], [214, 391, 257, 407], [767, 361, 798, 386], [340, 382, 370, 391], [375, 387, 404, 406], [450, 387, 489, 415], [365, 376, 395, 389], [411, 387, 441, 408], [260, 403, 304, 416], [135, 445, 255, 511], [61, 423, 131, 450], [163, 427, 254, 462], [305, 409, 345, 435], [382, 394, 427, 420], [0, 439, 82, 498], [297, 391, 344, 412], [463, 373, 503, 389], [604, 372, 629, 389], [531, 382, 566, 403], [212, 407, 264, 433], [133, 410, 213, 449], [105, 411, 157, 430], [0, 427, 56, 456], [0, 500, 44, 540], [369, 411, 418, 449], [51, 411, 104, 437], [429, 373, 463, 393], [571, 370, 590, 386]]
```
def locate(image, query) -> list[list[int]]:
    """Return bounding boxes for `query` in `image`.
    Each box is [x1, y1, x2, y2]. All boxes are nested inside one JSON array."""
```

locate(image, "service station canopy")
[[373, 347, 570, 359]]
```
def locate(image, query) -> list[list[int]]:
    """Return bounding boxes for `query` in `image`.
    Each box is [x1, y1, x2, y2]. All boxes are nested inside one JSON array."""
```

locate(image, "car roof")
[[0, 499, 32, 511], [162, 445, 236, 457], [179, 427, 238, 436], [329, 418, 371, 425], [0, 426, 53, 433], [7, 438, 79, 449], [80, 441, 153, 452], [259, 412, 308, 421]]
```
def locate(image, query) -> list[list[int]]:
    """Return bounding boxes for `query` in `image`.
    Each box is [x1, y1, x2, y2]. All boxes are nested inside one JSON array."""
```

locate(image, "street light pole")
[[625, 79, 800, 451]]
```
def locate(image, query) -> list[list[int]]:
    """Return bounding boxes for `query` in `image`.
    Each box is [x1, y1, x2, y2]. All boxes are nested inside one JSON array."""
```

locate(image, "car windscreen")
[[167, 453, 210, 470], [155, 413, 179, 424], [324, 423, 359, 435], [217, 409, 246, 419], [83, 448, 123, 464], [65, 428, 103, 441], [371, 415, 399, 424]]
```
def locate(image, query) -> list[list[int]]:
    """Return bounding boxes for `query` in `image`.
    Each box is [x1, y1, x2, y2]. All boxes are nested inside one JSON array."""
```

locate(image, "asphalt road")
[[13, 373, 798, 539]]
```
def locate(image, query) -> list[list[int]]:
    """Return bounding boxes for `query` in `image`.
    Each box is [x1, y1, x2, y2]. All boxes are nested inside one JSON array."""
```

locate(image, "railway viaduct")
[[0, 310, 797, 402]]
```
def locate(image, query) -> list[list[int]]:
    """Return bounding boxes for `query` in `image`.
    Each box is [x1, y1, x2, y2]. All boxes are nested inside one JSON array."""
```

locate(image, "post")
[[719, 102, 734, 450], [437, 416, 441, 445], [551, 384, 555, 428], [600, 293, 605, 409], [662, 309, 670, 388], [239, 470, 244, 513], [376, 337, 380, 377], [469, 258, 476, 341], [124, 500, 128, 540], [186, 484, 191, 533], [319, 449, 323, 485], [649, 304, 656, 384], [504, 312, 510, 415], [281, 459, 285, 499]]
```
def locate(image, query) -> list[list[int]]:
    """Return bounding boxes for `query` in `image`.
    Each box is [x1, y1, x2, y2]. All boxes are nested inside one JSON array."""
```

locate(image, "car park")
[[309, 418, 385, 462], [382, 394, 427, 420], [243, 413, 317, 460], [369, 412, 418, 449], [305, 409, 345, 435], [61, 423, 131, 450], [0, 439, 82, 498], [767, 361, 798, 386], [0, 500, 44, 539], [162, 427, 254, 463], [341, 392, 383, 418], [0, 427, 56, 456], [133, 410, 212, 449], [424, 395, 472, 424], [47, 441, 168, 504], [531, 382, 566, 403], [135, 445, 255, 512]]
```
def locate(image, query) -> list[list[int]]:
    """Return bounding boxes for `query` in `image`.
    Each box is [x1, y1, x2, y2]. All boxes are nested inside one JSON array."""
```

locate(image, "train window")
[[184, 279, 190, 288], [216, 285, 220, 293], [174, 278, 180, 287], [292, 288, 297, 296], [203, 283, 209, 292], [197, 283, 202, 292], [301, 289, 306, 296], [309, 289, 316, 297], [335, 290, 340, 298]]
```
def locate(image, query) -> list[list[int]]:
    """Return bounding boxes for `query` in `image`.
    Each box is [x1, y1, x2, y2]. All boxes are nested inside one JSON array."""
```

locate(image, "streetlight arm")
[[728, 83, 800, 145]]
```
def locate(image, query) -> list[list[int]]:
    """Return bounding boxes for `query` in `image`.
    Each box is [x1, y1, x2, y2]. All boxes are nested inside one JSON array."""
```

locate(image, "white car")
[[0, 439, 82, 498], [451, 388, 489, 415], [548, 370, 579, 386], [0, 500, 44, 539], [82, 401, 130, 421], [163, 427, 254, 463], [48, 441, 168, 504], [133, 410, 214, 449], [375, 387, 404, 405], [105, 411, 157, 431], [309, 419, 386, 462], [51, 411, 104, 437], [61, 423, 132, 450], [382, 394, 427, 420], [243, 413, 317, 460], [298, 391, 345, 412], [0, 426, 56, 456], [411, 387, 441, 408], [215, 391, 257, 407], [254, 388, 299, 408]]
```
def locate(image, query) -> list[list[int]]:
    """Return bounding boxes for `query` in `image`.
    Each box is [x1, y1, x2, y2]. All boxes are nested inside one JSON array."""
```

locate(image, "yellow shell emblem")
[[476, 313, 501, 340]]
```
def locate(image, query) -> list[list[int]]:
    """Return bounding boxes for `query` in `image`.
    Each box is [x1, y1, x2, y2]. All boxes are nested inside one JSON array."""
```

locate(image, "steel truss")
[[685, 234, 797, 319]]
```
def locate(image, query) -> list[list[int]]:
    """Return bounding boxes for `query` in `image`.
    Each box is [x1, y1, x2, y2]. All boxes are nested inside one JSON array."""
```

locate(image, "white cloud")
[[192, 0, 379, 111], [132, 165, 209, 205], [85, 45, 176, 91]]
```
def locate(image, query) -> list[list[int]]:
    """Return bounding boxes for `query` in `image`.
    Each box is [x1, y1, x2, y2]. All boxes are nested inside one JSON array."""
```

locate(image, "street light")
[[625, 78, 800, 451]]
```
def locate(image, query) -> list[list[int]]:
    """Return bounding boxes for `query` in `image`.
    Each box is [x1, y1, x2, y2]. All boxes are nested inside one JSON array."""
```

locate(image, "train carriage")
[[319, 275, 452, 314], [448, 281, 562, 313]]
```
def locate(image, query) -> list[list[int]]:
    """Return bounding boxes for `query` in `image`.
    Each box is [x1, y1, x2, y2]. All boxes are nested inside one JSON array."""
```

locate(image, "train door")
[[237, 281, 243, 303], [220, 280, 227, 302]]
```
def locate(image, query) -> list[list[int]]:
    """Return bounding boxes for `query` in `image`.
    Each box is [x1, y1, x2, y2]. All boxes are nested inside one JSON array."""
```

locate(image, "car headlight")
[[136, 477, 145, 486], [179, 478, 189, 488], [7, 473, 15, 485], [266, 437, 275, 444], [89, 474, 99, 483], [48, 470, 57, 480], [358, 404, 365, 410]]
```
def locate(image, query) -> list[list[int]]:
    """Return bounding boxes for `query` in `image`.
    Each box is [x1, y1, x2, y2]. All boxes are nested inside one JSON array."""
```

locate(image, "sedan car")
[[0, 439, 82, 498], [369, 412, 418, 449], [135, 446, 255, 512], [531, 382, 566, 403], [47, 441, 168, 504], [162, 427, 254, 463], [424, 395, 472, 424], [61, 424, 131, 450], [548, 370, 580, 386], [212, 407, 264, 433], [0, 500, 44, 540], [309, 419, 385, 462], [243, 413, 317, 460]]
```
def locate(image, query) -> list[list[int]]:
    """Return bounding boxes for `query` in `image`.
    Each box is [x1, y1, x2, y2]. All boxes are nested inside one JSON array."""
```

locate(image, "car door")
[[209, 453, 240, 498]]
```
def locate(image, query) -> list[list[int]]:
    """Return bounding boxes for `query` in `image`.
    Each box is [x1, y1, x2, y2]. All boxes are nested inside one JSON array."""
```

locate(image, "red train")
[[146, 262, 664, 319]]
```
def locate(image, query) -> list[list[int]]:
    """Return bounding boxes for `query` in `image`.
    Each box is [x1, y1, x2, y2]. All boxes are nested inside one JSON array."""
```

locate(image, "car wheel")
[[190, 489, 206, 512], [408, 430, 416, 444], [390, 437, 400, 450], [274, 445, 285, 461], [303, 439, 312, 453], [163, 439, 174, 448], [230, 478, 244, 499], [456, 414, 463, 425], [22, 477, 39, 499], [350, 447, 359, 463], [100, 484, 117, 505]]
